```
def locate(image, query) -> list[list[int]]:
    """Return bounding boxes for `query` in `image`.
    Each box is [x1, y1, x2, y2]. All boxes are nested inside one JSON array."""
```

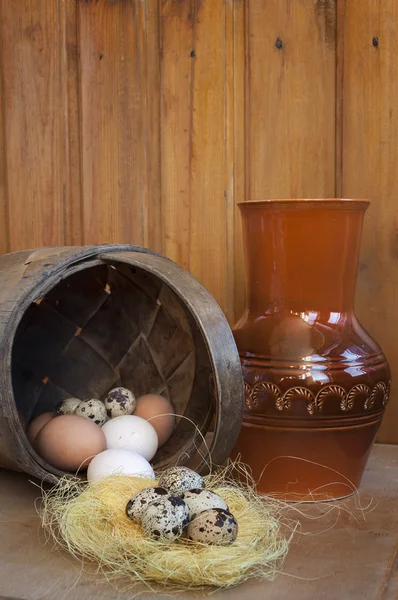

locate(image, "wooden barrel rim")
[[0, 245, 152, 481], [0, 245, 243, 482]]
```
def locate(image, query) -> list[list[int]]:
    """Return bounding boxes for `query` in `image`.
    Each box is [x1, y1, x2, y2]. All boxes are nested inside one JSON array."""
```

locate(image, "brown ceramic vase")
[[232, 199, 390, 501]]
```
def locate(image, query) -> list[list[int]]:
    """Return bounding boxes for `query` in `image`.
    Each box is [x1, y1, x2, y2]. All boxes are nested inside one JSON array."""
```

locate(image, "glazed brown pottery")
[[232, 199, 390, 501]]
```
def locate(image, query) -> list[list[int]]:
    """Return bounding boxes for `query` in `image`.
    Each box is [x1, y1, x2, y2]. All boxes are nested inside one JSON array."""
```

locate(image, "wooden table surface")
[[1, 444, 398, 600]]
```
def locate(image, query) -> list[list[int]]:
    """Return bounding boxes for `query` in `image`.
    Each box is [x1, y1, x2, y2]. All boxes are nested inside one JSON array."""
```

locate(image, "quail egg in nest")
[[181, 489, 228, 521], [186, 508, 238, 546], [126, 487, 169, 523], [141, 496, 190, 541], [157, 467, 205, 496]]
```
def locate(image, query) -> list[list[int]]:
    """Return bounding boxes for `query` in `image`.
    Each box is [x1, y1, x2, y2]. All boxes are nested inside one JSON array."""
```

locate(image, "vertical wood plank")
[[182, 3, 225, 303], [229, 0, 246, 323], [145, 1, 162, 253], [60, 0, 82, 246], [341, 0, 398, 442], [335, 0, 346, 197], [225, 0, 245, 323], [171, 2, 228, 307], [1, 0, 68, 249], [160, 1, 193, 272], [78, 0, 160, 249], [0, 0, 10, 254], [247, 0, 336, 199], [160, 0, 244, 320]]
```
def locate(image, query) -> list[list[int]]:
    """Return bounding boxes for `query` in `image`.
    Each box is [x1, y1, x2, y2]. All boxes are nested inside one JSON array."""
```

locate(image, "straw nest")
[[40, 463, 290, 591]]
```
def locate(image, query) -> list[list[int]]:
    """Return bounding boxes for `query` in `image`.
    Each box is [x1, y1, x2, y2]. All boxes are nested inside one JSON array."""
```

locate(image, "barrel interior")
[[11, 262, 214, 471]]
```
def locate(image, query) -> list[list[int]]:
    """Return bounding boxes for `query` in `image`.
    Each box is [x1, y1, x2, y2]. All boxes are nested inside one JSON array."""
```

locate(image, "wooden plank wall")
[[341, 0, 398, 443], [0, 0, 397, 442]]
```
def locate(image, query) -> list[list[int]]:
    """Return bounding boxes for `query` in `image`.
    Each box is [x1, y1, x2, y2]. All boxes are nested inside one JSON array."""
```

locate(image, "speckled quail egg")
[[141, 496, 190, 541], [157, 467, 205, 496], [181, 489, 228, 521], [186, 508, 238, 546], [126, 487, 169, 523], [105, 387, 136, 419], [75, 399, 107, 426], [54, 397, 81, 416]]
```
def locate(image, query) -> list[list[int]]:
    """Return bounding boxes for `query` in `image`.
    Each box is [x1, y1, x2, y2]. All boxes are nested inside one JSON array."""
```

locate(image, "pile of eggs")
[[26, 387, 175, 478], [26, 390, 239, 548], [126, 466, 239, 546]]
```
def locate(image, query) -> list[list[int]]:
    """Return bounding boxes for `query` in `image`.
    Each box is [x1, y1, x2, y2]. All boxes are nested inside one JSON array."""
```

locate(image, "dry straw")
[[39, 462, 291, 591]]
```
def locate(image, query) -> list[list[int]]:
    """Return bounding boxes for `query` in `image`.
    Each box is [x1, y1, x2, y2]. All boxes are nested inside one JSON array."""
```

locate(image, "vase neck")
[[240, 201, 367, 314]]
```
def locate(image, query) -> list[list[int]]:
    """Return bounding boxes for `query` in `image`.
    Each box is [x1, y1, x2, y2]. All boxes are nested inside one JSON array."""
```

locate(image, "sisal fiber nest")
[[39, 463, 291, 591]]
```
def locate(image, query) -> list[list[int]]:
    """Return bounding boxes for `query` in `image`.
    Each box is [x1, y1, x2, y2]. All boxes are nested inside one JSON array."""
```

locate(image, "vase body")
[[232, 199, 391, 501]]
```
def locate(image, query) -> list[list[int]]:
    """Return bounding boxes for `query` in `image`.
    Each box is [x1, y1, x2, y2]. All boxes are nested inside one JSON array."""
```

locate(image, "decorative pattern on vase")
[[232, 199, 392, 499], [244, 379, 390, 415]]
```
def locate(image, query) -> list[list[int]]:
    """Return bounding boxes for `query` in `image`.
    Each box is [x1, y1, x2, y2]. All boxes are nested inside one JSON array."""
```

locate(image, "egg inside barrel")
[[36, 415, 106, 471], [102, 415, 159, 460], [104, 387, 136, 419], [75, 399, 107, 426], [54, 397, 81, 416], [27, 412, 53, 443], [134, 394, 175, 447], [10, 258, 219, 479]]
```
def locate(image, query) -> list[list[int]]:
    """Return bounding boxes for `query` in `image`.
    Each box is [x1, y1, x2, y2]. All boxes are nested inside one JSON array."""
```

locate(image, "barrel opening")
[[11, 261, 214, 470]]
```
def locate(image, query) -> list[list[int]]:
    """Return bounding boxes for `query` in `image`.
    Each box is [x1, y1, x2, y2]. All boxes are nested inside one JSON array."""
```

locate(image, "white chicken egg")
[[101, 415, 158, 461], [87, 448, 155, 482]]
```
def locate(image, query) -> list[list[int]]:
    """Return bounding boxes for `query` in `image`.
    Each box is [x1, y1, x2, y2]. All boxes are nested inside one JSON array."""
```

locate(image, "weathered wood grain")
[[0, 2, 9, 255], [60, 0, 82, 246], [144, 1, 162, 253], [1, 0, 68, 249], [226, 0, 246, 323], [335, 0, 346, 197], [78, 0, 160, 248], [246, 0, 336, 200], [160, 1, 243, 321], [160, 0, 198, 272], [341, 0, 398, 443]]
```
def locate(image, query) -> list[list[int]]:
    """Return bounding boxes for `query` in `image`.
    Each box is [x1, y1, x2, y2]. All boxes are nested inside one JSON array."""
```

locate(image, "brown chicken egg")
[[134, 394, 175, 447], [27, 412, 53, 442], [36, 414, 106, 471]]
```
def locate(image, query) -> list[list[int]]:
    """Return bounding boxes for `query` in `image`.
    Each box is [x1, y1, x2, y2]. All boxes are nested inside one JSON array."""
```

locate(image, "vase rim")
[[238, 198, 370, 208]]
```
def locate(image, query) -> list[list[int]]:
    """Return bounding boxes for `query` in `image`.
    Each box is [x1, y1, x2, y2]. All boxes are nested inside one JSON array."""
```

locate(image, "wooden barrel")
[[0, 245, 243, 483]]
